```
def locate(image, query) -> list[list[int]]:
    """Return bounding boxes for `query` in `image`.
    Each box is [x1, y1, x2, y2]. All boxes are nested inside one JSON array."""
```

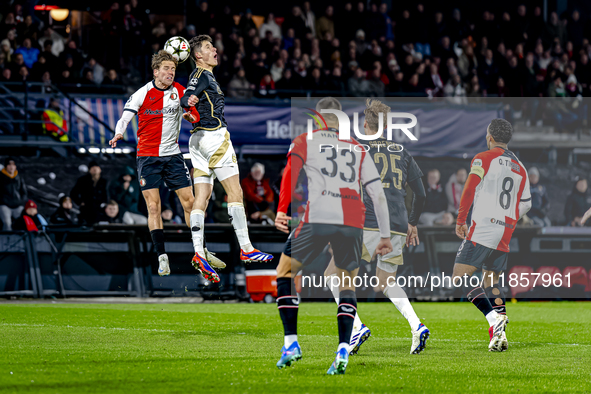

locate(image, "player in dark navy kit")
[[109, 50, 225, 278], [322, 99, 430, 355], [180, 35, 273, 283]]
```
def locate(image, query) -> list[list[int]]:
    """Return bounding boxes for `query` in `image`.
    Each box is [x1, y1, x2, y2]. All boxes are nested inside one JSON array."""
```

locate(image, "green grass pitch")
[[1, 301, 590, 393]]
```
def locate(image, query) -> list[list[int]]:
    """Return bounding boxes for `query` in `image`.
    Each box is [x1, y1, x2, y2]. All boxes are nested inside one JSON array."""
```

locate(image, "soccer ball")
[[164, 36, 191, 63]]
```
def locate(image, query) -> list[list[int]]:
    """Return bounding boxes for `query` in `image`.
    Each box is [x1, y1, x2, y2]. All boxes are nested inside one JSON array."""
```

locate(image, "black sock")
[[466, 286, 493, 316], [485, 284, 506, 315], [337, 289, 357, 345], [150, 229, 166, 257], [276, 277, 298, 336]]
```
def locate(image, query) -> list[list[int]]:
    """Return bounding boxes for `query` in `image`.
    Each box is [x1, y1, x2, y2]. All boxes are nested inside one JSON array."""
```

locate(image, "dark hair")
[[488, 118, 513, 144], [4, 156, 15, 166], [189, 34, 212, 61]]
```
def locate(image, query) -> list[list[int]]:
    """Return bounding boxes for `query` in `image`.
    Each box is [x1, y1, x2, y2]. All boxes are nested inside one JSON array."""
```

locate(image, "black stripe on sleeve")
[[124, 108, 137, 114], [291, 153, 304, 163], [363, 177, 381, 187], [520, 197, 531, 202]]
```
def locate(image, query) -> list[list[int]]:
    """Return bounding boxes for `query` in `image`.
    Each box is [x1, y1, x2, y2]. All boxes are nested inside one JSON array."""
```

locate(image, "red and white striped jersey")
[[287, 129, 381, 228], [464, 147, 531, 252], [124, 81, 186, 157]]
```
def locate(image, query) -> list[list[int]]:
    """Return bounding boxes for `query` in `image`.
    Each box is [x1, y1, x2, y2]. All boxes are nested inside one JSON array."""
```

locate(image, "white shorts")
[[361, 230, 405, 274], [189, 127, 239, 184]]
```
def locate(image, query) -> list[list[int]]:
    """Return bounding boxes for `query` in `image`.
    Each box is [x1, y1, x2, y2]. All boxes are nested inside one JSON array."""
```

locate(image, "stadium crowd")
[[2, 1, 591, 98], [1, 156, 590, 231]]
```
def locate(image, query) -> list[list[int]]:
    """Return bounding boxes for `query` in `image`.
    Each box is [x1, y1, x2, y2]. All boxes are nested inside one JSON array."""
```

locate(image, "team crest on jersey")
[[170, 93, 177, 100], [139, 177, 146, 187]]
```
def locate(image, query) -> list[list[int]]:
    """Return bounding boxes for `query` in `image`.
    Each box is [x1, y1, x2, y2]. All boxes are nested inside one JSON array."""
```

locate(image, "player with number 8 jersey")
[[452, 118, 532, 353]]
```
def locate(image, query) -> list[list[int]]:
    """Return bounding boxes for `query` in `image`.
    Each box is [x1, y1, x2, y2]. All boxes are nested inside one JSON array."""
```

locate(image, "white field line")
[[1, 323, 590, 347]]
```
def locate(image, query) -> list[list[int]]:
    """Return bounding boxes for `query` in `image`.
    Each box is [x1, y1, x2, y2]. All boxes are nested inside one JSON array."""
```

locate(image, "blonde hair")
[[151, 50, 178, 71], [316, 97, 342, 127], [364, 98, 391, 132]]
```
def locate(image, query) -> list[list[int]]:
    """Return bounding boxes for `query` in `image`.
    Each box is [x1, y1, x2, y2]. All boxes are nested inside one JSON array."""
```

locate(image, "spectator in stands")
[[0, 67, 10, 82], [161, 207, 182, 224], [228, 68, 252, 99], [564, 177, 591, 227], [419, 169, 454, 226], [9, 53, 25, 75], [367, 68, 386, 96], [12, 200, 48, 232], [446, 168, 467, 215], [0, 50, 8, 71], [38, 27, 65, 57], [41, 99, 68, 142], [302, 2, 316, 38], [348, 67, 369, 97], [241, 163, 275, 224], [276, 68, 303, 98], [71, 161, 109, 225], [102, 69, 124, 94], [259, 13, 282, 40], [526, 167, 551, 227], [14, 38, 38, 69], [49, 195, 78, 226], [457, 45, 478, 80], [258, 73, 276, 98], [97, 200, 136, 224], [0, 157, 27, 231], [84, 58, 105, 85], [316, 5, 334, 41], [444, 74, 466, 100], [109, 166, 147, 224]]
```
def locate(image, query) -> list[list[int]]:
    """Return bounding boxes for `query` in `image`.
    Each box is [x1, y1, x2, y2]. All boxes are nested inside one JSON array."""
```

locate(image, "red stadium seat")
[[508, 265, 534, 297], [561, 266, 588, 288], [586, 270, 591, 292], [536, 266, 561, 278]]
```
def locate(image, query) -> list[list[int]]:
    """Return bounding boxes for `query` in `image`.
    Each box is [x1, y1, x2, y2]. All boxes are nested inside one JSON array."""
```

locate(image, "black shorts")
[[454, 240, 508, 272], [285, 222, 363, 271], [136, 154, 192, 191]]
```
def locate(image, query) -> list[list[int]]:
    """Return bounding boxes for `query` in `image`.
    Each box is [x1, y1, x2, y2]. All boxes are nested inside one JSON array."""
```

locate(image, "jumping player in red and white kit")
[[452, 118, 531, 352], [109, 50, 224, 281], [273, 97, 392, 375]]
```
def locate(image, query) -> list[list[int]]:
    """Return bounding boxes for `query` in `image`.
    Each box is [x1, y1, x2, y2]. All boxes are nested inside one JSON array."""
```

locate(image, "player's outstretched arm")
[[275, 156, 296, 234], [109, 110, 134, 148], [406, 176, 426, 247], [365, 179, 393, 255], [456, 173, 481, 239]]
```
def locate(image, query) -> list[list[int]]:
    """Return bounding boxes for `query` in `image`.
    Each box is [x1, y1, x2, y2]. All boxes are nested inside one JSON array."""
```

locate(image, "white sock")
[[486, 311, 498, 327], [384, 284, 421, 331], [284, 334, 297, 348], [228, 202, 254, 252], [337, 342, 348, 352], [190, 210, 205, 255], [327, 274, 363, 331]]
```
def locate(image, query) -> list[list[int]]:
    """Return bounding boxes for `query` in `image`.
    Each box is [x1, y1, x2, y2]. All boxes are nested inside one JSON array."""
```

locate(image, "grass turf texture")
[[1, 302, 590, 393]]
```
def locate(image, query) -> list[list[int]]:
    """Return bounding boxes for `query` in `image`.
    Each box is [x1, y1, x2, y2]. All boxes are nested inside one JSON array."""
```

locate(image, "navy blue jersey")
[[363, 138, 423, 234], [181, 67, 227, 132]]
